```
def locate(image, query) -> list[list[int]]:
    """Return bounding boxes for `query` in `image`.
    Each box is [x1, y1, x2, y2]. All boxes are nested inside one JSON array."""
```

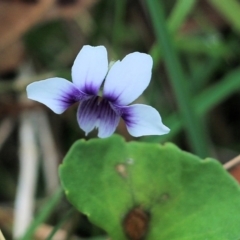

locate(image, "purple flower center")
[[77, 96, 121, 137]]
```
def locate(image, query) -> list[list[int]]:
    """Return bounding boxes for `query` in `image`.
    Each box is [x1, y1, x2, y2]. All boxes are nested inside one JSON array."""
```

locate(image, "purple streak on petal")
[[77, 96, 120, 138], [103, 53, 153, 106], [116, 104, 170, 137], [77, 96, 99, 135], [97, 99, 120, 138], [26, 78, 88, 114], [82, 81, 100, 96], [55, 88, 90, 108], [72, 45, 108, 95]]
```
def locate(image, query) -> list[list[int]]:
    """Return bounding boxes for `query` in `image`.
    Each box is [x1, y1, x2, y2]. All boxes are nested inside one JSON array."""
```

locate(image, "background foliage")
[[1, 0, 240, 239]]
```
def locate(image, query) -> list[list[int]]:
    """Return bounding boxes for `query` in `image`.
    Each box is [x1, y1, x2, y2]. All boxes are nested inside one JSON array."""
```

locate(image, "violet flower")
[[27, 45, 169, 138]]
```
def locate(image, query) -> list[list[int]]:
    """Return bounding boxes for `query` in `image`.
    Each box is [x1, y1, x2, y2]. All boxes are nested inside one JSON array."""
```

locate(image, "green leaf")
[[59, 135, 240, 240]]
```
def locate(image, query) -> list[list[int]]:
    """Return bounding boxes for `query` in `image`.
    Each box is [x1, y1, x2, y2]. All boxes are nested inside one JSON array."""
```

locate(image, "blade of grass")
[[20, 187, 63, 240], [208, 0, 240, 32], [144, 68, 240, 143], [150, 0, 197, 67], [112, 0, 127, 49], [149, 0, 233, 68], [175, 35, 230, 57], [46, 208, 75, 240], [146, 0, 209, 157], [150, 35, 231, 69], [168, 0, 197, 33], [189, 57, 221, 92]]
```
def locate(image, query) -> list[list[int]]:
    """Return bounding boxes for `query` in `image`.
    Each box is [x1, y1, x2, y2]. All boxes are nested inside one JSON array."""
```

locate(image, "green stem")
[[146, 0, 209, 157]]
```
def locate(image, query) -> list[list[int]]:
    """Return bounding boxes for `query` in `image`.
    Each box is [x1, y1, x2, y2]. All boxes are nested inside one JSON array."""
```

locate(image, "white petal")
[[72, 45, 108, 95], [77, 97, 120, 138], [103, 52, 153, 105], [27, 78, 82, 114], [120, 104, 170, 137]]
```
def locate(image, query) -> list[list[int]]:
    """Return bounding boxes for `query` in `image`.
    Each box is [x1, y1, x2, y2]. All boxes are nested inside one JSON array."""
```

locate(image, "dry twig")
[[224, 155, 240, 170]]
